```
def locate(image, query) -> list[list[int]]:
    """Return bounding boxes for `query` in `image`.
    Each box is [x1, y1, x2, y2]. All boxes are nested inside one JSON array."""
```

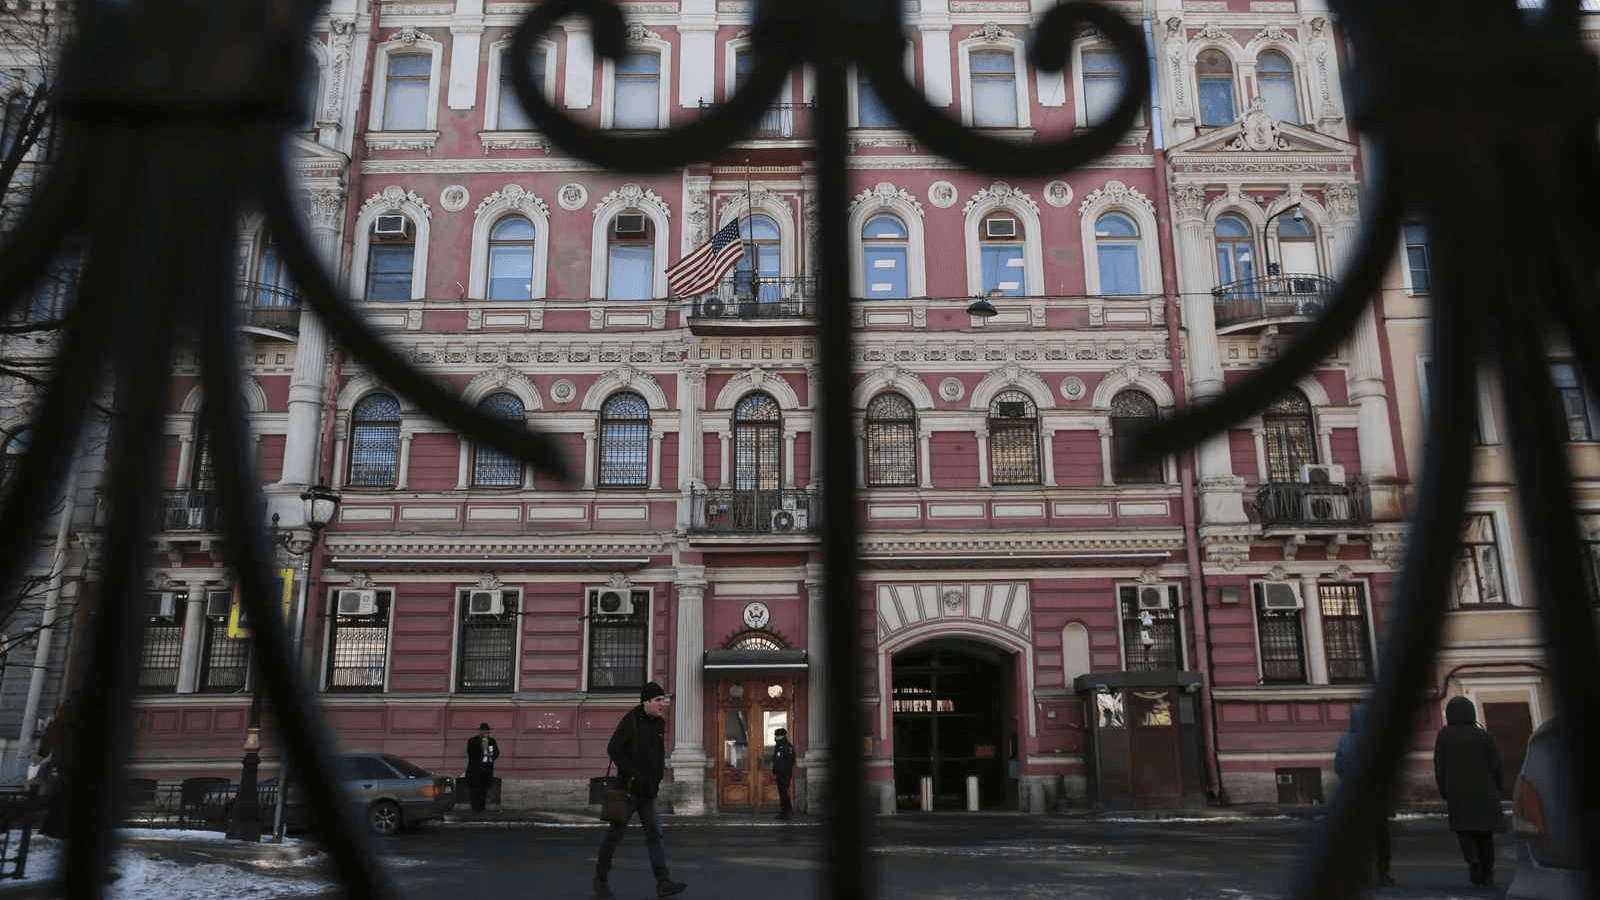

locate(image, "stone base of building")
[[1019, 774, 1089, 811], [1218, 769, 1435, 806]]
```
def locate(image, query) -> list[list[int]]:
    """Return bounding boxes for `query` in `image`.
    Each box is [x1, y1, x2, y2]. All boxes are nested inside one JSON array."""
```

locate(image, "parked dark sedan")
[[276, 753, 455, 836], [1507, 719, 1584, 900]]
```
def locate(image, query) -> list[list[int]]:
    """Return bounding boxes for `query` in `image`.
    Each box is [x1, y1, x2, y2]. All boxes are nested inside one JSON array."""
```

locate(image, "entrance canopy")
[[703, 649, 809, 671]]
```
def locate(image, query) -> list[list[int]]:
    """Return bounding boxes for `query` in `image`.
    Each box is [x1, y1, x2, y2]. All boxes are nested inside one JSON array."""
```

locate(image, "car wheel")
[[368, 800, 402, 836]]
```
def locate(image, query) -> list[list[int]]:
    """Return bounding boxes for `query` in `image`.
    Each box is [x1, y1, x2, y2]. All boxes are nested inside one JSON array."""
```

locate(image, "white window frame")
[[1456, 503, 1524, 607], [849, 191, 927, 298], [1248, 579, 1309, 685], [724, 36, 796, 106], [1078, 184, 1160, 298], [588, 186, 671, 299], [484, 37, 558, 132], [1191, 44, 1241, 128], [467, 185, 552, 300], [350, 187, 433, 302], [963, 187, 1043, 297], [599, 35, 672, 130], [321, 586, 397, 693], [1114, 583, 1187, 671], [1249, 45, 1305, 126], [1072, 41, 1140, 130], [846, 50, 916, 128], [368, 36, 445, 134], [451, 587, 523, 693], [956, 34, 1031, 129], [581, 585, 654, 693], [1415, 355, 1500, 446]]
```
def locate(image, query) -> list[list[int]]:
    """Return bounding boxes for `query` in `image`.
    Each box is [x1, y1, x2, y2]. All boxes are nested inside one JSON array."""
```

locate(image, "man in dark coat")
[[1433, 696, 1505, 887], [1334, 702, 1396, 887], [464, 722, 500, 812], [771, 727, 796, 820], [594, 681, 686, 899]]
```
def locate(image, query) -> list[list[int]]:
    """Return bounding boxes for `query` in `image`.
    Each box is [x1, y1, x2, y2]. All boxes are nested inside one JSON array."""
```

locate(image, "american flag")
[[666, 220, 745, 298]]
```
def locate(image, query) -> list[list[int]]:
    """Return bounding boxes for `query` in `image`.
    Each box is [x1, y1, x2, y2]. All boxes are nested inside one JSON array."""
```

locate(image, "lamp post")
[[1261, 204, 1304, 278], [226, 482, 340, 842]]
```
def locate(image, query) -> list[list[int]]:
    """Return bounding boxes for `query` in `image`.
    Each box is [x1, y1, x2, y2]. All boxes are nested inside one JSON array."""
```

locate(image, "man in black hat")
[[594, 681, 686, 898], [465, 722, 500, 813], [771, 727, 796, 820]]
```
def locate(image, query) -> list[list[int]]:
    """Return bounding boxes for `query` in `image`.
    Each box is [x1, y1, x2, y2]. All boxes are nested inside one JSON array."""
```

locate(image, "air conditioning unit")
[[591, 588, 635, 617], [984, 217, 1017, 238], [1303, 493, 1352, 523], [1137, 585, 1175, 611], [205, 590, 234, 619], [150, 591, 177, 620], [770, 509, 809, 532], [1259, 582, 1304, 611], [336, 588, 379, 617], [614, 213, 647, 235], [373, 215, 410, 238], [1299, 464, 1346, 485], [467, 589, 505, 617]]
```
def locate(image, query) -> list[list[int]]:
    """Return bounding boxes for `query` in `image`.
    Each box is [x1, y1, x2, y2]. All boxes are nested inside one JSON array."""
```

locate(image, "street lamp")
[[226, 482, 340, 842], [1261, 204, 1304, 277], [966, 288, 1002, 319]]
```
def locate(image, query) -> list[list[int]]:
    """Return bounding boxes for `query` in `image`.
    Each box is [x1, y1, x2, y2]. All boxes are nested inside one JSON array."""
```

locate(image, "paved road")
[[331, 814, 1511, 900]]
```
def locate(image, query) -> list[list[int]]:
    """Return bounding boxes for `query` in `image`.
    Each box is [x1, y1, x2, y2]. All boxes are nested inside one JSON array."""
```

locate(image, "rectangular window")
[[326, 589, 392, 692], [1253, 583, 1307, 683], [1453, 513, 1506, 607], [456, 589, 519, 692], [857, 72, 893, 127], [1081, 48, 1124, 126], [497, 48, 544, 130], [607, 244, 653, 300], [383, 54, 431, 130], [198, 589, 250, 692], [1550, 361, 1600, 441], [862, 246, 908, 298], [980, 245, 1026, 296], [1318, 583, 1374, 683], [1403, 221, 1431, 295], [1118, 586, 1183, 671], [365, 244, 414, 302], [587, 586, 649, 693], [138, 591, 183, 694], [613, 53, 660, 129], [970, 50, 1018, 127], [1097, 243, 1140, 295], [1418, 358, 1494, 445]]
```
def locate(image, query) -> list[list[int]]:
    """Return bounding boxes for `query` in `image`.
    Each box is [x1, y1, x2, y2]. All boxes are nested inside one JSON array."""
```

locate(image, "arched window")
[[382, 54, 431, 130], [1273, 211, 1318, 276], [348, 393, 402, 488], [607, 210, 655, 299], [987, 390, 1040, 485], [1215, 214, 1256, 285], [1095, 212, 1142, 295], [1111, 390, 1162, 483], [613, 51, 661, 129], [1, 429, 29, 487], [970, 49, 1018, 127], [1256, 51, 1299, 124], [979, 211, 1026, 296], [250, 240, 297, 308], [365, 215, 415, 301], [1196, 49, 1236, 126], [487, 216, 537, 300], [861, 214, 909, 299], [599, 391, 651, 488], [472, 392, 525, 488], [865, 392, 917, 487], [732, 215, 781, 303], [1263, 390, 1316, 482], [733, 393, 782, 491]]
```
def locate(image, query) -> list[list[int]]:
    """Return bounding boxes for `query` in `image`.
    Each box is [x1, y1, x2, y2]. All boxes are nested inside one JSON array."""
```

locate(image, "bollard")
[[966, 775, 979, 811], [919, 776, 933, 811]]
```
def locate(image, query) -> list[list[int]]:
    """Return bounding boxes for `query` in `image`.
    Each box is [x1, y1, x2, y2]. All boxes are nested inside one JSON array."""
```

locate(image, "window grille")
[[348, 394, 401, 488], [1255, 585, 1307, 683], [1453, 513, 1506, 607], [587, 588, 649, 692], [473, 392, 525, 487], [865, 392, 917, 487], [987, 390, 1040, 485], [326, 590, 392, 692], [198, 605, 249, 693], [1319, 583, 1374, 683], [730, 632, 783, 651], [138, 594, 182, 694], [599, 391, 650, 487], [734, 392, 782, 491], [1111, 390, 1162, 483], [457, 590, 518, 692], [1263, 390, 1315, 482], [191, 420, 216, 490], [1118, 586, 1182, 671]]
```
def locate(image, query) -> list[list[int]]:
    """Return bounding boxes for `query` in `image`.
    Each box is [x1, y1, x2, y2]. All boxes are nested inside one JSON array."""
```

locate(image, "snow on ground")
[[6, 831, 334, 899]]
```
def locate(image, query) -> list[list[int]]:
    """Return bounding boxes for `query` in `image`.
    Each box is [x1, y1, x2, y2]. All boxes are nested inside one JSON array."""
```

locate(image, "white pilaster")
[[649, 430, 663, 490], [582, 430, 597, 490], [918, 428, 932, 488], [1299, 574, 1329, 686], [919, 22, 954, 108], [563, 20, 594, 109], [976, 429, 991, 487], [175, 588, 208, 694], [395, 433, 413, 490], [669, 574, 708, 814], [447, 18, 485, 110], [1042, 428, 1057, 486], [281, 186, 344, 488], [783, 429, 797, 489], [804, 565, 828, 813]]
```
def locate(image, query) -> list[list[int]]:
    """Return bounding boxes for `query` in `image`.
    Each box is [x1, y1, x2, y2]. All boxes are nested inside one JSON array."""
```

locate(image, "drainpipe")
[[14, 465, 80, 763], [1146, 16, 1225, 803]]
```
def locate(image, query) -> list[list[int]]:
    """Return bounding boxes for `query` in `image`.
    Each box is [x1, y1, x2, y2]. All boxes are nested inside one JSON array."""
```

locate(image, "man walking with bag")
[[465, 722, 500, 813], [595, 681, 687, 898]]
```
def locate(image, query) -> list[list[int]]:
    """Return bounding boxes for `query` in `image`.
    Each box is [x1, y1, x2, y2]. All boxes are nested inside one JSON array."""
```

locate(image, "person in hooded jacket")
[[594, 681, 687, 899], [1334, 702, 1396, 887], [1433, 696, 1505, 887]]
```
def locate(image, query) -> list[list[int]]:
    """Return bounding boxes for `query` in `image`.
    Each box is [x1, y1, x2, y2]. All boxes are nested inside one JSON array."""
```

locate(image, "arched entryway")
[[891, 638, 1014, 810]]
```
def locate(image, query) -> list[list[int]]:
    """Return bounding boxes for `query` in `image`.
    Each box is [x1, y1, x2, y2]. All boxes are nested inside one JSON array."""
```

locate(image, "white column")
[[563, 20, 594, 109], [1041, 428, 1057, 486], [804, 565, 829, 813], [649, 430, 663, 490], [975, 429, 991, 488], [678, 22, 717, 107], [854, 434, 865, 486], [719, 429, 731, 488], [678, 367, 706, 530], [176, 435, 195, 488], [456, 441, 470, 489], [920, 22, 954, 107], [783, 429, 797, 489], [669, 574, 708, 814], [175, 587, 208, 694], [447, 16, 485, 110], [282, 186, 344, 488], [1299, 574, 1329, 686], [582, 430, 597, 490], [918, 428, 932, 489], [1098, 425, 1114, 485], [395, 433, 413, 490]]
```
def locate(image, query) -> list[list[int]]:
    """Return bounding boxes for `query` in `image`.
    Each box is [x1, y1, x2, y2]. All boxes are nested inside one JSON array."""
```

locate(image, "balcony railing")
[[238, 280, 302, 334], [1211, 273, 1336, 330], [1255, 479, 1368, 530], [690, 487, 819, 535], [697, 100, 812, 138], [687, 276, 817, 320], [159, 489, 222, 532]]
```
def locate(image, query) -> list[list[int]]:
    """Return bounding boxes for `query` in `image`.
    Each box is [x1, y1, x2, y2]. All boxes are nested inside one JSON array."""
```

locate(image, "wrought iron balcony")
[[686, 275, 817, 320], [1211, 273, 1336, 332], [697, 100, 812, 138], [1255, 479, 1368, 530], [237, 280, 301, 334], [158, 489, 222, 532], [689, 487, 819, 535]]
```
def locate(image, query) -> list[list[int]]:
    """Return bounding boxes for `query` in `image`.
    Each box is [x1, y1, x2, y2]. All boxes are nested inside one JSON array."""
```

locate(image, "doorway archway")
[[890, 638, 1014, 810]]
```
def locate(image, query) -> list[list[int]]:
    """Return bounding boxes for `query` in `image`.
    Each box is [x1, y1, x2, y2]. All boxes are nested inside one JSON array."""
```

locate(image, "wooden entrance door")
[[1482, 701, 1534, 799], [1126, 688, 1183, 809], [714, 676, 796, 809]]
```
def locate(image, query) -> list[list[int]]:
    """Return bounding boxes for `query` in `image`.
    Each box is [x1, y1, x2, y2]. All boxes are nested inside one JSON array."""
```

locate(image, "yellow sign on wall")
[[227, 568, 296, 639]]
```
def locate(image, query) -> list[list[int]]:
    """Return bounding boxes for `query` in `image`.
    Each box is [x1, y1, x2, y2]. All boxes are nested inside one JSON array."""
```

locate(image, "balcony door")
[[1262, 390, 1315, 483], [732, 215, 781, 305], [1214, 214, 1256, 286], [732, 392, 782, 530]]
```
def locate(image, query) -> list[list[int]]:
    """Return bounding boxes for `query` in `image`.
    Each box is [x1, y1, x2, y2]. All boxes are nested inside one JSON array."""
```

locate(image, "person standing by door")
[[465, 722, 500, 813], [594, 681, 687, 899], [1433, 696, 1506, 887], [771, 727, 796, 820], [1334, 702, 1396, 887]]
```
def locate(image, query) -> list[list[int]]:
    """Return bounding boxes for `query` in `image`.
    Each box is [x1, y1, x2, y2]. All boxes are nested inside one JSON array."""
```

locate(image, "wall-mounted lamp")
[[967, 288, 1001, 319]]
